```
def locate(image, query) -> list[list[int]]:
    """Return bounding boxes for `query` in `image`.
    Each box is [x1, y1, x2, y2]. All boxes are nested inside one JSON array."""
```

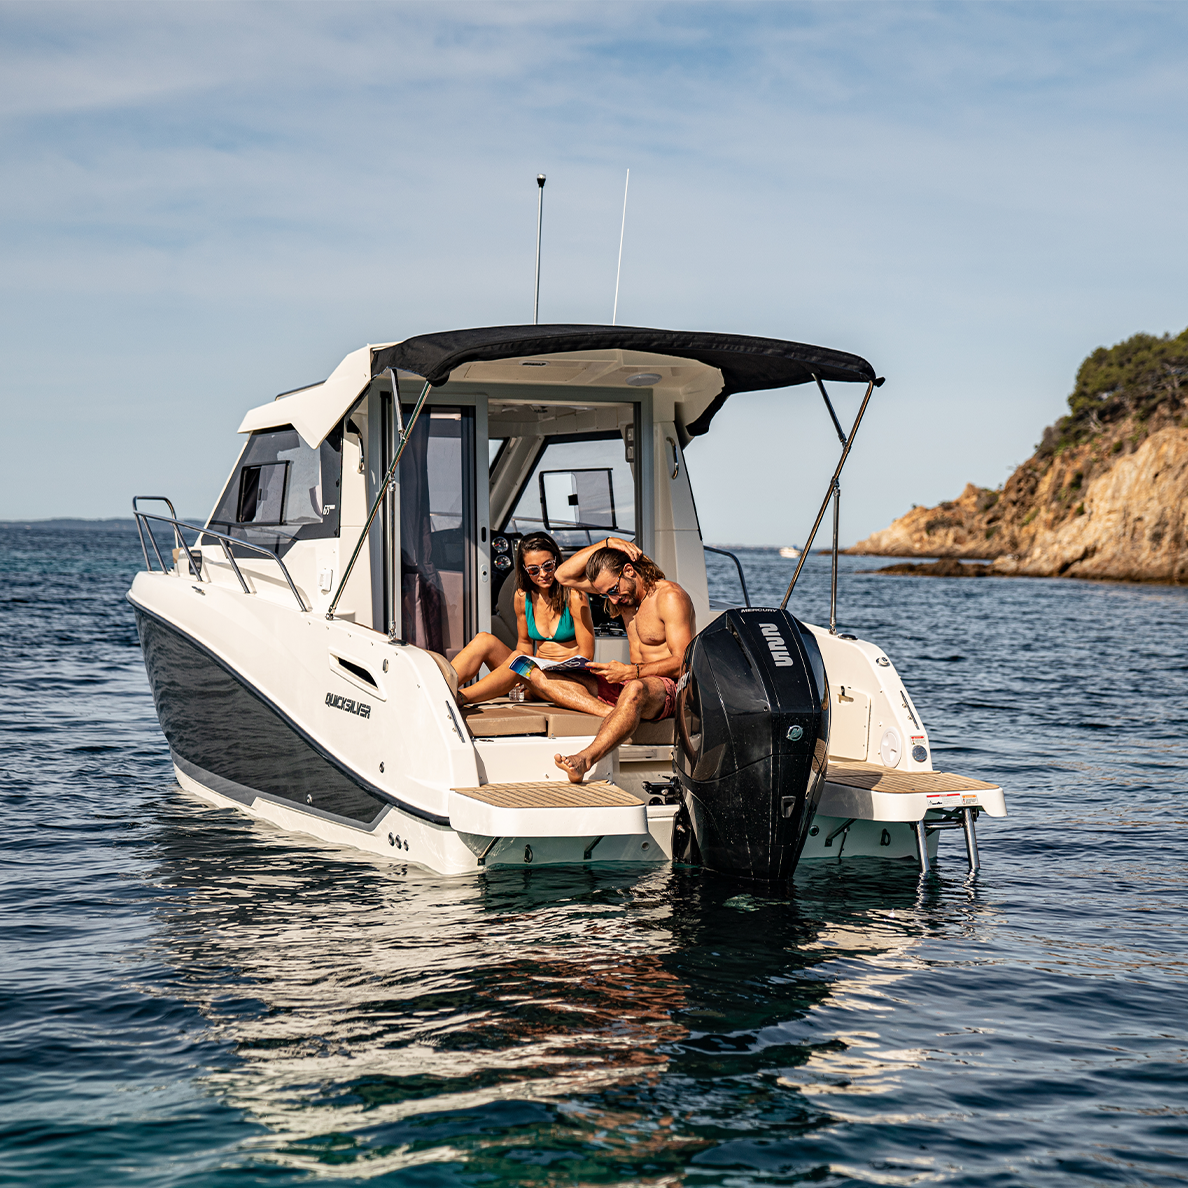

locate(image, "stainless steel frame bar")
[[814, 373, 847, 445], [132, 496, 180, 573], [780, 378, 878, 611], [824, 817, 856, 847], [217, 538, 251, 594], [132, 507, 307, 611], [913, 820, 931, 875], [961, 807, 980, 874], [703, 545, 751, 607], [918, 808, 982, 874], [327, 379, 432, 624], [829, 480, 840, 634]]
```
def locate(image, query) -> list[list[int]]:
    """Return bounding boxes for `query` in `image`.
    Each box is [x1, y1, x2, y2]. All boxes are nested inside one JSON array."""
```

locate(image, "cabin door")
[[391, 403, 476, 660]]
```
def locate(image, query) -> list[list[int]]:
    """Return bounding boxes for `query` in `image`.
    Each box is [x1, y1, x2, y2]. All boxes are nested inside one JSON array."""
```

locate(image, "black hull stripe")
[[173, 749, 412, 834], [128, 595, 451, 826]]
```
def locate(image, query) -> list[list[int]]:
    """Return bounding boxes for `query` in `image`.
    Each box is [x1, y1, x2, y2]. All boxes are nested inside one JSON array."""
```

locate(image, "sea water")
[[2, 525, 1187, 1186]]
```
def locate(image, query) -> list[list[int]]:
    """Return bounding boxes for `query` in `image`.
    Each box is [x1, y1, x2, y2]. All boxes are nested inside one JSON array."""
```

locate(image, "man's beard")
[[615, 579, 642, 609]]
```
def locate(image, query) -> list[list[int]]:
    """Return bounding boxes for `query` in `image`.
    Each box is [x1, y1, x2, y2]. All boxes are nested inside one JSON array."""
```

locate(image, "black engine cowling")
[[673, 608, 830, 881]]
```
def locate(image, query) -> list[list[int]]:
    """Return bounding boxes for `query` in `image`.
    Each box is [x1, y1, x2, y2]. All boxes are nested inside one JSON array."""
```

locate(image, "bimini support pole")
[[327, 378, 432, 622], [829, 479, 840, 634], [780, 376, 881, 611]]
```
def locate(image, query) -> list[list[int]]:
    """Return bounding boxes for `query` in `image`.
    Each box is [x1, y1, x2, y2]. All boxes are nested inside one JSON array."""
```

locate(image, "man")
[[526, 536, 696, 783]]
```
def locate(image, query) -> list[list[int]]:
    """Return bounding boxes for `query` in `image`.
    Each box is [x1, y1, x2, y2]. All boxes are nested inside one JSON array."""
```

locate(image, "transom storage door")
[[398, 405, 475, 660]]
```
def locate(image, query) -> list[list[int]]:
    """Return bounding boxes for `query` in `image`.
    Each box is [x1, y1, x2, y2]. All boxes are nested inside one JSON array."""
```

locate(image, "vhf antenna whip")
[[533, 173, 546, 324], [613, 168, 630, 325]]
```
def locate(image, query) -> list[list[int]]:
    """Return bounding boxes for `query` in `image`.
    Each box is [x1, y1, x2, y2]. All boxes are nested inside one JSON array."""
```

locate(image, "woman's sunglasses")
[[524, 560, 557, 577]]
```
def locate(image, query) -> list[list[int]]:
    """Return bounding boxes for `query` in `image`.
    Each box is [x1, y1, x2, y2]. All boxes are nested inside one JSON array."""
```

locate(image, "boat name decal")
[[759, 623, 795, 667], [325, 691, 371, 719]]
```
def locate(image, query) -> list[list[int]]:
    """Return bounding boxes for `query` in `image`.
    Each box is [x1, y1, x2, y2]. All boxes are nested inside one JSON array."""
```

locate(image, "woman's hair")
[[515, 531, 566, 615], [585, 547, 665, 617]]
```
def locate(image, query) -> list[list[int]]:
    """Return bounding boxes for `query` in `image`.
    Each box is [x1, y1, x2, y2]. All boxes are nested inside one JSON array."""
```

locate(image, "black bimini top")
[[371, 324, 879, 438]]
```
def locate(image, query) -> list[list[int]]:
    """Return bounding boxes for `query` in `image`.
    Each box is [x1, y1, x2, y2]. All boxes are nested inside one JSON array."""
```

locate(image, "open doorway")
[[398, 406, 474, 660]]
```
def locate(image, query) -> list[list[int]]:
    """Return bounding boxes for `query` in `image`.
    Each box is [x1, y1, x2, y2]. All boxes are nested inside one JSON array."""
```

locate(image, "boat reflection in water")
[[144, 791, 979, 1177]]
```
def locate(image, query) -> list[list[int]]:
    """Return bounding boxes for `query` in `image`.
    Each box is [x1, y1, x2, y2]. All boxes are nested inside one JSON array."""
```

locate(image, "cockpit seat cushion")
[[624, 716, 676, 746], [423, 649, 460, 699], [461, 703, 549, 737], [460, 698, 676, 745]]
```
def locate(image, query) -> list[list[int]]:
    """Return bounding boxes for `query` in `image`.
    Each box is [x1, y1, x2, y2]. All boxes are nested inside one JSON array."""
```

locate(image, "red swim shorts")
[[594, 675, 679, 721]]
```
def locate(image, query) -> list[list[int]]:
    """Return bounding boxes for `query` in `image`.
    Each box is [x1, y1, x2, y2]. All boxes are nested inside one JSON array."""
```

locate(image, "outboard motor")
[[673, 608, 830, 881]]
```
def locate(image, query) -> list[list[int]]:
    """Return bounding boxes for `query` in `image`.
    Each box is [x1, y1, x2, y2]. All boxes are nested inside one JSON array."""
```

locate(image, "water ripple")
[[1, 529, 1186, 1185]]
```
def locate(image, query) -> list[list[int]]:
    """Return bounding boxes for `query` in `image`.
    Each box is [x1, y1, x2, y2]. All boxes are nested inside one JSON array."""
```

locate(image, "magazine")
[[508, 653, 595, 679]]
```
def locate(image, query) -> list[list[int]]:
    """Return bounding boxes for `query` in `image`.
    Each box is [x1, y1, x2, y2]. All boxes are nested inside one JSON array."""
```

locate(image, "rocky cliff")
[[850, 327, 1188, 582]]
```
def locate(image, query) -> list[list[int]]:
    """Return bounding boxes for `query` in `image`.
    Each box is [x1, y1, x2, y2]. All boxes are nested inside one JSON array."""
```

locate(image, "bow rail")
[[131, 497, 307, 612]]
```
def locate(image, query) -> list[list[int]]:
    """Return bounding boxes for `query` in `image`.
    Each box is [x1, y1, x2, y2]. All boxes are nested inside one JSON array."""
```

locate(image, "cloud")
[[0, 1, 1186, 539]]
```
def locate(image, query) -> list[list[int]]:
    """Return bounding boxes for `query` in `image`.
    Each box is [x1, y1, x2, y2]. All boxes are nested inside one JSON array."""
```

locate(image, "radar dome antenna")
[[533, 173, 546, 325]]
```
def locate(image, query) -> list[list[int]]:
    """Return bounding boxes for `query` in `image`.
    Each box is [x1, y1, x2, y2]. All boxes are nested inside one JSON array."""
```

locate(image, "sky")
[[1, 1, 1186, 546]]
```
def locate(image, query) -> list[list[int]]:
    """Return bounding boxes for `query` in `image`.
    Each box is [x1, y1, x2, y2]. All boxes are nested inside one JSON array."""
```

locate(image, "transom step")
[[448, 779, 649, 838], [450, 780, 645, 809], [826, 759, 999, 794]]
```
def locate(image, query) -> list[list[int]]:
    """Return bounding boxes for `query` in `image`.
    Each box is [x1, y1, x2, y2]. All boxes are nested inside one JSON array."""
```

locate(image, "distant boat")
[[779, 545, 801, 559]]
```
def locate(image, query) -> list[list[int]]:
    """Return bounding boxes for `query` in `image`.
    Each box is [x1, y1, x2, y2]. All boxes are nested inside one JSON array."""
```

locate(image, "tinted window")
[[207, 426, 342, 553], [237, 462, 288, 524]]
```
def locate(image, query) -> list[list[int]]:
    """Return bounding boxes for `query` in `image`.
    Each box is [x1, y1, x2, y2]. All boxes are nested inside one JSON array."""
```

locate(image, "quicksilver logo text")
[[325, 692, 371, 719], [759, 623, 796, 667]]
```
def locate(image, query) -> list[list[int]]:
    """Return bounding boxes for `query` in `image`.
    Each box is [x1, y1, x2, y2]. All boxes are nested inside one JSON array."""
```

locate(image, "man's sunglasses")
[[602, 567, 632, 599], [524, 560, 557, 577]]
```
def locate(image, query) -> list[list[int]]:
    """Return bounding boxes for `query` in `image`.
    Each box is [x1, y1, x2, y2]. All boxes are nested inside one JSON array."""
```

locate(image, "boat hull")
[[137, 608, 393, 827], [130, 580, 661, 873]]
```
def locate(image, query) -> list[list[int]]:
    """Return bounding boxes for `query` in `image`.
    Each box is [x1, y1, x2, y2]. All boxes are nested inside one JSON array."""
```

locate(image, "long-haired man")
[[526, 536, 696, 782]]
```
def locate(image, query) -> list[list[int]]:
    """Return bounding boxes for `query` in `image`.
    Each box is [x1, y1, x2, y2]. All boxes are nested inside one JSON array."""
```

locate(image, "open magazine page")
[[508, 653, 595, 679]]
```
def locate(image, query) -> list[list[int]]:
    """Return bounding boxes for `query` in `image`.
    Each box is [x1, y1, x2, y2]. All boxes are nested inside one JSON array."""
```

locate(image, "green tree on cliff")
[[1041, 325, 1188, 454]]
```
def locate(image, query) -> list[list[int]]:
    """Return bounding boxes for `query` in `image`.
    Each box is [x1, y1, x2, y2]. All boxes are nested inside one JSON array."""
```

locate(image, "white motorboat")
[[128, 324, 1004, 878]]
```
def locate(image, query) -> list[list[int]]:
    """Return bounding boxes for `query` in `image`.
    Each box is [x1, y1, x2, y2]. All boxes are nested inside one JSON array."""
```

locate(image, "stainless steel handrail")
[[132, 496, 183, 573], [132, 504, 308, 612], [703, 545, 750, 607]]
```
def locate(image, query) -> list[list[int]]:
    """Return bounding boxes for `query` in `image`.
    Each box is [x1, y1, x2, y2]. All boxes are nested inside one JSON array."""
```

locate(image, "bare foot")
[[554, 751, 592, 784]]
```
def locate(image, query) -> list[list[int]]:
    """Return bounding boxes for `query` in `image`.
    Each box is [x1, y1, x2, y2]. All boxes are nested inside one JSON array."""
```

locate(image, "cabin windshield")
[[505, 435, 636, 546], [479, 396, 642, 647]]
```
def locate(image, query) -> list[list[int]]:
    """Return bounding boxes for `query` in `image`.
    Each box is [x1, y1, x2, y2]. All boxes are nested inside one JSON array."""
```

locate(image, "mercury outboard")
[[673, 608, 830, 881]]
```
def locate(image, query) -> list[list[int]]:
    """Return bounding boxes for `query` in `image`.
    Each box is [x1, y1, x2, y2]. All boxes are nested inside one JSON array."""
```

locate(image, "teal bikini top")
[[526, 593, 576, 643]]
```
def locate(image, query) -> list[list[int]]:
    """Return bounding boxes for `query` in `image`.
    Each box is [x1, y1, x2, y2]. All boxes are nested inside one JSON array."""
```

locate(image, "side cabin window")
[[207, 425, 342, 554]]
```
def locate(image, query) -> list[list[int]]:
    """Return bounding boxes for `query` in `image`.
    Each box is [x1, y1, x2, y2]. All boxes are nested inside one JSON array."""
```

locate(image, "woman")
[[452, 532, 595, 705]]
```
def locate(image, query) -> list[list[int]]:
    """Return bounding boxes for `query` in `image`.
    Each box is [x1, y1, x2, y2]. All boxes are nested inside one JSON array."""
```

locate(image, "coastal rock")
[[850, 327, 1188, 583], [863, 557, 992, 578]]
